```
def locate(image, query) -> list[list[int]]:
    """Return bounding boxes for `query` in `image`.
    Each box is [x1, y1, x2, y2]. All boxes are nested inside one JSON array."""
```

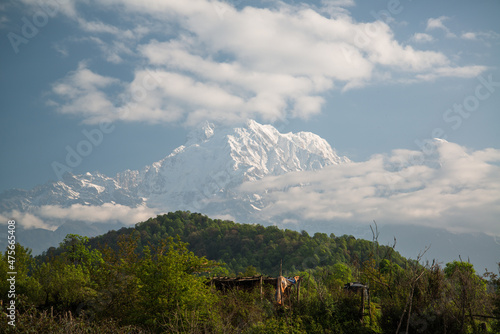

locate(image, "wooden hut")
[[209, 275, 301, 305]]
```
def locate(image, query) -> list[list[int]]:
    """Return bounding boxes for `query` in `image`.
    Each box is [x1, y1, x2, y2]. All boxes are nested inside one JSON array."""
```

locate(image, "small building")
[[209, 275, 275, 291], [209, 275, 301, 305]]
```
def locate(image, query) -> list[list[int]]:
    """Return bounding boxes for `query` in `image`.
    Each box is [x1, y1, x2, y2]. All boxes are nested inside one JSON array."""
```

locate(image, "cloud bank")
[[33, 0, 487, 126], [0, 203, 157, 230], [240, 140, 500, 237], [2, 140, 498, 238]]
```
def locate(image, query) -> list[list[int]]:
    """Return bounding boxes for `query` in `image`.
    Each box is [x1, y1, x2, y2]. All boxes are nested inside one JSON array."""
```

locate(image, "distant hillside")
[[59, 211, 408, 275]]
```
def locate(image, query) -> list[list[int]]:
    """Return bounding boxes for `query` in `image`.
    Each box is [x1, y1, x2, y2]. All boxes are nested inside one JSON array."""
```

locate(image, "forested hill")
[[76, 211, 407, 275], [7, 211, 499, 333]]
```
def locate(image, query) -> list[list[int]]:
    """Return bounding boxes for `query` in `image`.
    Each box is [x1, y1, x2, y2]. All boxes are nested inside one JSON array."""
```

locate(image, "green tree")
[[135, 237, 220, 331], [32, 234, 104, 312], [444, 261, 488, 334], [92, 233, 142, 324], [332, 262, 352, 282], [491, 263, 500, 333], [35, 260, 98, 311], [240, 265, 259, 277]]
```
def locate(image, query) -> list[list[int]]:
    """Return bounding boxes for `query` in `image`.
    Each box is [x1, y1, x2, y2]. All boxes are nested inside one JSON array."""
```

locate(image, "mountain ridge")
[[0, 120, 348, 226], [1, 121, 498, 275], [49, 210, 408, 276]]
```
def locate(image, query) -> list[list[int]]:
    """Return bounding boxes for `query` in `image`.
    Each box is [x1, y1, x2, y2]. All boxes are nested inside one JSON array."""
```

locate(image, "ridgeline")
[[86, 211, 407, 275]]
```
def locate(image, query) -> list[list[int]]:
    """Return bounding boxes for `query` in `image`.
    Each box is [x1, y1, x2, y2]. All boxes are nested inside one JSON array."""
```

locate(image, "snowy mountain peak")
[[186, 120, 216, 145], [131, 120, 350, 211], [226, 120, 349, 174], [108, 120, 349, 211], [0, 120, 350, 231]]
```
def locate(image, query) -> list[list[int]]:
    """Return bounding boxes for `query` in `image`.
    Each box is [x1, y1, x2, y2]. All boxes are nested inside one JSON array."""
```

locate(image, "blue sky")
[[1, 0, 499, 236]]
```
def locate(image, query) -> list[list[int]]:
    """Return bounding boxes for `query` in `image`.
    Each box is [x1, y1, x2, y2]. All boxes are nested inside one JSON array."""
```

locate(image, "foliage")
[[87, 211, 407, 275], [134, 237, 219, 330], [0, 211, 498, 333]]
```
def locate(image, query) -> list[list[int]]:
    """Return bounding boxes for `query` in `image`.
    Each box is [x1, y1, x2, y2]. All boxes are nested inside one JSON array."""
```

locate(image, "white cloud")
[[461, 32, 477, 40], [19, 0, 78, 19], [43, 0, 487, 125], [84, 37, 135, 64], [0, 211, 57, 230], [49, 62, 120, 122], [320, 0, 355, 18], [426, 16, 449, 30], [77, 18, 125, 36], [426, 16, 457, 38], [53, 42, 69, 57], [1, 203, 158, 230], [461, 30, 500, 45], [239, 140, 500, 237], [322, 0, 355, 6], [36, 203, 158, 226], [415, 65, 488, 81], [411, 33, 434, 43]]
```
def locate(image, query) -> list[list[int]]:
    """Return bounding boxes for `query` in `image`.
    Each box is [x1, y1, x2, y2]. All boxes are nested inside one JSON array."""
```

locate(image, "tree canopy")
[[0, 211, 498, 333]]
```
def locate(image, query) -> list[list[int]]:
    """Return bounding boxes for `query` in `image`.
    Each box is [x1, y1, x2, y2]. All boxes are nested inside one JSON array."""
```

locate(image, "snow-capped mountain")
[[120, 120, 349, 216], [0, 171, 143, 213], [2, 120, 499, 274], [0, 120, 349, 233]]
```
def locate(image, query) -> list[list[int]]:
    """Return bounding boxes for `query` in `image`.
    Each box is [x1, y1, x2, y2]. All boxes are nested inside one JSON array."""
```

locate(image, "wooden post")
[[360, 288, 365, 323], [277, 260, 283, 305], [296, 278, 301, 304], [276, 276, 282, 305], [260, 275, 263, 301], [305, 274, 310, 301], [368, 287, 372, 324]]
